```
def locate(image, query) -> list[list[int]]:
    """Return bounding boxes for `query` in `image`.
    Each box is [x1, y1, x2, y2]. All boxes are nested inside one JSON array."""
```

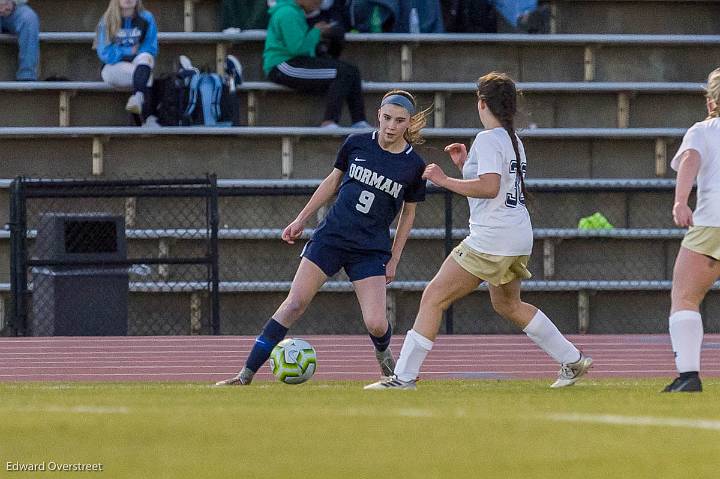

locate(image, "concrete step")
[[28, 0, 720, 35], [0, 81, 706, 129], [553, 0, 720, 34], [2, 32, 720, 82], [33, 0, 220, 32], [0, 126, 686, 179]]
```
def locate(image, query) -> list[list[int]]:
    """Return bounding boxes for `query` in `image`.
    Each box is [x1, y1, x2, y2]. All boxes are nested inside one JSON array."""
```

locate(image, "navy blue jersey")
[[312, 131, 426, 254]]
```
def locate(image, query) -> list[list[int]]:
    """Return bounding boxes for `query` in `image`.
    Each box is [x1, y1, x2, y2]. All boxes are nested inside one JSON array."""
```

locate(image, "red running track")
[[0, 335, 719, 382]]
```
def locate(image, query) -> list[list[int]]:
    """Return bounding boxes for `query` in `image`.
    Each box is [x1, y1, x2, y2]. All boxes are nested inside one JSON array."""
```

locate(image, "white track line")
[[4, 405, 130, 414], [546, 413, 720, 431]]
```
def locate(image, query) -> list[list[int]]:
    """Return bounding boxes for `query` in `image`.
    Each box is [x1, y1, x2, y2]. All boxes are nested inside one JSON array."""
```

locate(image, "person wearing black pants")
[[268, 56, 367, 128], [264, 0, 370, 128]]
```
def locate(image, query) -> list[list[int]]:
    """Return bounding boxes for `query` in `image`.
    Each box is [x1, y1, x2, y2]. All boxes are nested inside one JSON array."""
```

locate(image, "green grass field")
[[1, 380, 719, 478]]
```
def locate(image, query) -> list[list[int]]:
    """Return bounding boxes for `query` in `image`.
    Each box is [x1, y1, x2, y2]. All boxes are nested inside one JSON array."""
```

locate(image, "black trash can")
[[31, 214, 129, 336]]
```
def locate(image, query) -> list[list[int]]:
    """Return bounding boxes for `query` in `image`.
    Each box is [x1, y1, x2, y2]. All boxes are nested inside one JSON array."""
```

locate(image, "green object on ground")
[[578, 212, 614, 229], [1, 380, 718, 478]]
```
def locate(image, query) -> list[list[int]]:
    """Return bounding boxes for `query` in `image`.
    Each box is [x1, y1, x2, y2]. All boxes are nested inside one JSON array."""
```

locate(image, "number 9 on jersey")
[[356, 190, 375, 214]]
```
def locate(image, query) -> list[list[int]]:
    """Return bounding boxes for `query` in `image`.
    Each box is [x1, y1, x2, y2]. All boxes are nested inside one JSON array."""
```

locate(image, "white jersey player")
[[366, 72, 592, 390], [663, 67, 720, 393]]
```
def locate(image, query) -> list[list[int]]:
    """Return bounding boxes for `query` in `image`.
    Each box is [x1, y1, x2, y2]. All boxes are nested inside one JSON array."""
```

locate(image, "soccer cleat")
[[351, 120, 372, 129], [125, 91, 144, 115], [550, 353, 593, 388], [215, 367, 254, 386], [364, 375, 417, 390], [662, 374, 703, 393], [142, 114, 160, 128], [179, 54, 195, 72], [375, 347, 396, 378]]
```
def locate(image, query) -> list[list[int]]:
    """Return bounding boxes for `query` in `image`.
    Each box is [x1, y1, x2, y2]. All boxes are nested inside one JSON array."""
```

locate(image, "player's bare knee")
[[671, 288, 702, 312], [281, 295, 310, 318], [491, 298, 519, 319], [420, 287, 450, 312], [366, 321, 387, 337]]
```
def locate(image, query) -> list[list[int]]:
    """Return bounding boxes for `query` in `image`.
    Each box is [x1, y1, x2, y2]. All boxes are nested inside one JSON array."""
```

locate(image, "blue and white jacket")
[[96, 10, 158, 65]]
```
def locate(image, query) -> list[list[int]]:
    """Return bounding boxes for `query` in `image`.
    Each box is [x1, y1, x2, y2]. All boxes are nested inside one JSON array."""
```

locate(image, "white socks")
[[523, 309, 580, 365], [669, 310, 703, 373], [394, 329, 434, 382]]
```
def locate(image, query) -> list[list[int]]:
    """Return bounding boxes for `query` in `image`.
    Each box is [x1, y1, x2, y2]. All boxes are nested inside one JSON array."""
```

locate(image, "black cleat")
[[662, 374, 702, 393]]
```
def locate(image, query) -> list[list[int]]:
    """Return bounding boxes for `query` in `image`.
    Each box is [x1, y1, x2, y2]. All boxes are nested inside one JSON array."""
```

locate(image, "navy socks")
[[245, 318, 289, 373], [132, 64, 152, 95], [369, 321, 392, 352]]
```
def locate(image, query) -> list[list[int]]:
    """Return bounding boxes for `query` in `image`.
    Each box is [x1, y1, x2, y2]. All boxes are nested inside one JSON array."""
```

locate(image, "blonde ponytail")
[[706, 67, 720, 119]]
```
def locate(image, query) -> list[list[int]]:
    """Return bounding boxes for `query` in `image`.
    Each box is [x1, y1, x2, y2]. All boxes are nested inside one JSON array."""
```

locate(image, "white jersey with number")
[[462, 128, 533, 256], [671, 117, 720, 227]]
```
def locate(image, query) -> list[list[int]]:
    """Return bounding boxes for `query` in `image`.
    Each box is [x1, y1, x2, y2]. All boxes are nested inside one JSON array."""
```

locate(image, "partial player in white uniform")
[[663, 67, 720, 393], [366, 72, 592, 390]]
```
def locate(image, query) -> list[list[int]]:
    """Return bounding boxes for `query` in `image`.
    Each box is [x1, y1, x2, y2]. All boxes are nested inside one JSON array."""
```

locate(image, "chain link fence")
[[214, 179, 711, 335], [8, 177, 219, 336], [7, 177, 716, 336]]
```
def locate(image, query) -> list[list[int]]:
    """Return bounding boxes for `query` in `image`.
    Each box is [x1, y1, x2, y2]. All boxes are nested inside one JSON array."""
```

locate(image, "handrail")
[[2, 31, 720, 45]]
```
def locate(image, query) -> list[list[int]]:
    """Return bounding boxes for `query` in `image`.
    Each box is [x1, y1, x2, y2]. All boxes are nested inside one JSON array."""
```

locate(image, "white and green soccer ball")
[[269, 338, 317, 384]]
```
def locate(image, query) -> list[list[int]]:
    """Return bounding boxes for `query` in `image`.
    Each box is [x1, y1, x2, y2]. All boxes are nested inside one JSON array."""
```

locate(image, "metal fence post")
[[444, 189, 454, 334], [209, 174, 221, 335], [9, 177, 28, 336]]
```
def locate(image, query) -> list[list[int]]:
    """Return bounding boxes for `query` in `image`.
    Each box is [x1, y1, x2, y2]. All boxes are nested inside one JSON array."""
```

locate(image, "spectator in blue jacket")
[[94, 0, 158, 119], [0, 0, 39, 81]]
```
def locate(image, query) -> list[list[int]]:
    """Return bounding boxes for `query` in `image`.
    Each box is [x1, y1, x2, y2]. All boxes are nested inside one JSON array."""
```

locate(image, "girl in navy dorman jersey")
[[216, 90, 432, 386], [94, 0, 158, 121]]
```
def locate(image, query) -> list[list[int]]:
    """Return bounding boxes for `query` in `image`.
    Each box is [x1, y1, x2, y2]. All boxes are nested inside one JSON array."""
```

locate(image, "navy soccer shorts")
[[301, 240, 391, 281]]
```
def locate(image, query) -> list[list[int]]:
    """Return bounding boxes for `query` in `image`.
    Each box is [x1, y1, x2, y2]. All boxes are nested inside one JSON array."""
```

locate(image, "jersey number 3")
[[356, 190, 375, 214], [505, 160, 526, 208]]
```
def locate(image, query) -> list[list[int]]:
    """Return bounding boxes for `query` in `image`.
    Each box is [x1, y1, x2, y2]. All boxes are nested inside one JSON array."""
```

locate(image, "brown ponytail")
[[476, 72, 528, 203], [381, 89, 433, 145]]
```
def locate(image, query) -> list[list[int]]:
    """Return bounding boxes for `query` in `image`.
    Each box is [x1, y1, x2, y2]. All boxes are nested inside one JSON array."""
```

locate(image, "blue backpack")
[[185, 72, 237, 126], [152, 70, 239, 126]]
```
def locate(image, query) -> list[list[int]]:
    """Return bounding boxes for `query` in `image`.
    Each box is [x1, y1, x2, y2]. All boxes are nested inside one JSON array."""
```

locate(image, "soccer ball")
[[269, 338, 317, 384]]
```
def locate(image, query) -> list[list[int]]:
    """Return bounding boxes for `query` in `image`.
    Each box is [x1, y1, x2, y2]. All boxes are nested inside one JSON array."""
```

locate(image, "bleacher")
[[1, 0, 719, 335]]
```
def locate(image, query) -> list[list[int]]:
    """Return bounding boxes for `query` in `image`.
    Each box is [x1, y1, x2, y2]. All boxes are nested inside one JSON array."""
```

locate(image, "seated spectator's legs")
[[131, 53, 154, 95], [269, 56, 366, 126], [101, 54, 154, 89], [101, 62, 135, 88], [332, 60, 366, 124], [102, 54, 154, 120], [129, 53, 154, 120], [1, 4, 39, 80]]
